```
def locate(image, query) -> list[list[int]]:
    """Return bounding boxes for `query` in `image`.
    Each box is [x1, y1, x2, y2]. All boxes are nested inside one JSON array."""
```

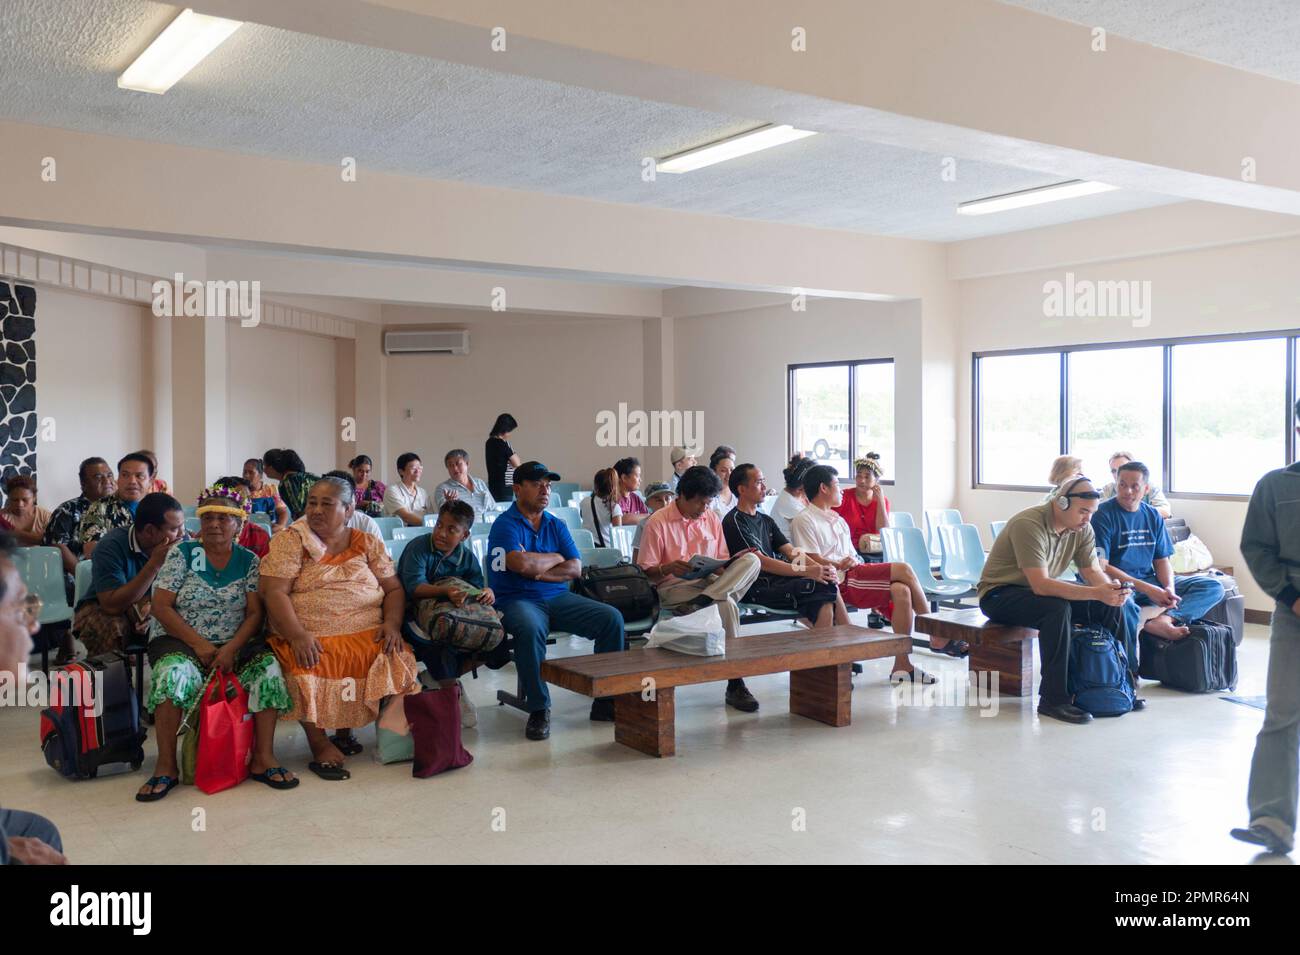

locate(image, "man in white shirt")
[[383, 452, 432, 526], [789, 464, 937, 682]]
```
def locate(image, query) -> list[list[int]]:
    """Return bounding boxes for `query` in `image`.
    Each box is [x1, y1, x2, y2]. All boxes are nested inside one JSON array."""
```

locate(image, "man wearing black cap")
[[486, 462, 626, 741]]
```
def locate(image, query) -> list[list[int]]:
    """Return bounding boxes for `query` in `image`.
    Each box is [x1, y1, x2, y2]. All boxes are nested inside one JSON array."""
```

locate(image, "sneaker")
[[456, 680, 477, 729], [725, 678, 759, 713]]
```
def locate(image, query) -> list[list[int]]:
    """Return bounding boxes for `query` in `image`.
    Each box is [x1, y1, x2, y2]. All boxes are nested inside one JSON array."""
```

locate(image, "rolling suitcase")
[[1138, 620, 1237, 693], [1199, 571, 1245, 647]]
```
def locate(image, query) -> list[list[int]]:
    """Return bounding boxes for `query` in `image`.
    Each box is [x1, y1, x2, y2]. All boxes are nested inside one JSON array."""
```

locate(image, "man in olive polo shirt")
[[977, 476, 1137, 725]]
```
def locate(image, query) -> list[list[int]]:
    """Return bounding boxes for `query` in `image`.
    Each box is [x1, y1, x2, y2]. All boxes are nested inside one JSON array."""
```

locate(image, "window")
[[1069, 347, 1164, 485], [975, 331, 1295, 498], [789, 360, 895, 482], [1171, 338, 1286, 495], [977, 352, 1060, 487], [854, 362, 895, 480]]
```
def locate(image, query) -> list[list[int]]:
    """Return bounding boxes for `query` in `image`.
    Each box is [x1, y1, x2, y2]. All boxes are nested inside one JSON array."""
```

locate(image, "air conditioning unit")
[[383, 329, 470, 355]]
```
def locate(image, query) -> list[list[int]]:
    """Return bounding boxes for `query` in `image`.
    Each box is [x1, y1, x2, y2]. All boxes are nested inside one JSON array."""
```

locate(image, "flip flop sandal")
[[135, 775, 179, 802], [250, 767, 300, 790], [932, 639, 971, 659], [892, 669, 938, 685], [329, 733, 363, 756], [308, 761, 351, 781]]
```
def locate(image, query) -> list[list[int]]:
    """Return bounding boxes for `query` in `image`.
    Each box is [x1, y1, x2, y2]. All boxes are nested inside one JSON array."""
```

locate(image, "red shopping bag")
[[194, 671, 254, 794]]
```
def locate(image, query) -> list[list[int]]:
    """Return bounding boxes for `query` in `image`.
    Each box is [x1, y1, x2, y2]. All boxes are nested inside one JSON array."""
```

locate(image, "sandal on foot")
[[892, 669, 938, 685], [135, 775, 179, 802], [250, 767, 300, 790], [328, 733, 363, 756], [308, 761, 351, 781], [932, 640, 971, 659]]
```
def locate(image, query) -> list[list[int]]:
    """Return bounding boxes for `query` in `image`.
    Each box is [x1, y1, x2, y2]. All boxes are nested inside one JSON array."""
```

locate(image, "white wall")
[[382, 308, 645, 493], [35, 286, 149, 506], [226, 320, 338, 477], [955, 235, 1300, 613], [673, 298, 926, 518]]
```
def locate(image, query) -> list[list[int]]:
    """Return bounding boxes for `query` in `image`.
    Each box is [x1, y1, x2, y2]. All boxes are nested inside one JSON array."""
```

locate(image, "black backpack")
[[574, 562, 660, 623], [39, 652, 147, 779]]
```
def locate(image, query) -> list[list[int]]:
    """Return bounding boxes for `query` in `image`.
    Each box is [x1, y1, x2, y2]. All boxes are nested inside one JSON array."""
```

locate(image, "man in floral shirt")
[[78, 453, 155, 556]]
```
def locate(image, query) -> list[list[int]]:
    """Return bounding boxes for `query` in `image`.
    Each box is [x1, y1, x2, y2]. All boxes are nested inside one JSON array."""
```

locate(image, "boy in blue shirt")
[[1090, 461, 1224, 650], [398, 500, 499, 725]]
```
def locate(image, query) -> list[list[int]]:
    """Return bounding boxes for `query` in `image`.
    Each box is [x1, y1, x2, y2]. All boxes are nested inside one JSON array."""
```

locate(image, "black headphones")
[[1056, 475, 1101, 510]]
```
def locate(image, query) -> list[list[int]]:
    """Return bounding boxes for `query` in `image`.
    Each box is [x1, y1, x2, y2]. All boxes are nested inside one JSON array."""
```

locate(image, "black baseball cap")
[[514, 461, 561, 483]]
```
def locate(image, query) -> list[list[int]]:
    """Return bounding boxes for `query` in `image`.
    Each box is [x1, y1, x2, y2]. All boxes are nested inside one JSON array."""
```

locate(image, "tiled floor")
[[0, 614, 1285, 864]]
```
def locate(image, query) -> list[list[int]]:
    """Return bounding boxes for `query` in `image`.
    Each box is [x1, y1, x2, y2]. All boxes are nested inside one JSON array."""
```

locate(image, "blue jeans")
[[0, 808, 63, 864], [497, 591, 625, 712], [1123, 574, 1225, 647], [1246, 601, 1300, 849]]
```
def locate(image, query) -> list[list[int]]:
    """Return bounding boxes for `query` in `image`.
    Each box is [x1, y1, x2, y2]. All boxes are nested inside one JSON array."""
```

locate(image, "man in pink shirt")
[[638, 466, 762, 711]]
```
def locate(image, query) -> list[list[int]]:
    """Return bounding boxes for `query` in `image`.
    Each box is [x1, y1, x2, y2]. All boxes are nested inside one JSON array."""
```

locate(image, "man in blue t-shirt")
[[1091, 461, 1224, 649], [487, 462, 624, 741]]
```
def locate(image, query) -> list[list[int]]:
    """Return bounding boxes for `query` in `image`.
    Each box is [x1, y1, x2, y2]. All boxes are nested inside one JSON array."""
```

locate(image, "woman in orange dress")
[[260, 475, 418, 781]]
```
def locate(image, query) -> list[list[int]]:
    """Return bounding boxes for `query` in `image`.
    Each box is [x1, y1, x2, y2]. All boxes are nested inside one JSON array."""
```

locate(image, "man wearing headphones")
[[977, 476, 1139, 724]]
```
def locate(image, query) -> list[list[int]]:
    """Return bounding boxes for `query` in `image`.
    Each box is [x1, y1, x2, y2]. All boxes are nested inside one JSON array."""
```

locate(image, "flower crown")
[[854, 453, 883, 477], [197, 485, 251, 514]]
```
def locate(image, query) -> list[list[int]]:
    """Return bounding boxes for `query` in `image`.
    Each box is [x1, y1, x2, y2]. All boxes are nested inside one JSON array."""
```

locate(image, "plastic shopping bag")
[[645, 603, 726, 656], [194, 671, 254, 794]]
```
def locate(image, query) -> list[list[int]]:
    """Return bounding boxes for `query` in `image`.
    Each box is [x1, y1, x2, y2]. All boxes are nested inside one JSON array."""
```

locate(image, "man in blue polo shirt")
[[73, 492, 184, 655], [1091, 461, 1224, 651], [488, 461, 625, 741]]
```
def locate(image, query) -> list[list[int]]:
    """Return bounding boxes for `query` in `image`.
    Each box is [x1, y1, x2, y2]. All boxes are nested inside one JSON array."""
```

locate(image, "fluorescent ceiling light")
[[118, 8, 242, 94], [656, 124, 817, 173], [957, 179, 1119, 215]]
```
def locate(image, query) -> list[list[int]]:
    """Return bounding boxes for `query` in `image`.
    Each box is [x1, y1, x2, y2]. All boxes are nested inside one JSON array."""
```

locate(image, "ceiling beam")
[[187, 0, 1300, 214]]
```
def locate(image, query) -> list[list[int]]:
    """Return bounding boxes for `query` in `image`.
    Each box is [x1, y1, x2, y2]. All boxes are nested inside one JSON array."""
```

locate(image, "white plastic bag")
[[1171, 534, 1213, 573], [646, 603, 726, 656]]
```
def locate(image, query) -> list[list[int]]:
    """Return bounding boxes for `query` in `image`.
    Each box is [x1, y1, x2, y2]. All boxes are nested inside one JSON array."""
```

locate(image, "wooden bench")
[[539, 625, 909, 757], [915, 608, 1038, 698]]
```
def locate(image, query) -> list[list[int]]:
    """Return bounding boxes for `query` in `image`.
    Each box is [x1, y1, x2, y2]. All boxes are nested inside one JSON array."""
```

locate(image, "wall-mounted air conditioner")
[[382, 329, 470, 355]]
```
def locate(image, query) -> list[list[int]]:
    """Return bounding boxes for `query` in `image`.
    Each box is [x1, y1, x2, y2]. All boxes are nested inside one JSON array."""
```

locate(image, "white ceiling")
[[0, 0, 1190, 242], [1000, 0, 1300, 85]]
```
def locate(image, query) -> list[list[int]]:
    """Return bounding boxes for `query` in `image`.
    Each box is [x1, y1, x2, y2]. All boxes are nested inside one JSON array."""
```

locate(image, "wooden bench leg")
[[614, 687, 675, 757], [789, 663, 851, 727], [969, 640, 1034, 697]]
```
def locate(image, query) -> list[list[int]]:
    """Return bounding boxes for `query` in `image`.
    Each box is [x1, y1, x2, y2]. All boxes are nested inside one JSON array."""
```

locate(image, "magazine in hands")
[[678, 548, 757, 581]]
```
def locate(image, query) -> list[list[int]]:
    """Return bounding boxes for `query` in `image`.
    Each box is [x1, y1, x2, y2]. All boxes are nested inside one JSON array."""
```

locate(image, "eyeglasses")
[[15, 594, 42, 628]]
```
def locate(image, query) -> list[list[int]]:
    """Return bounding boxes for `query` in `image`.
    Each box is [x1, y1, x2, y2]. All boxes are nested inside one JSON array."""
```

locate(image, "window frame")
[[787, 358, 896, 486], [972, 328, 1300, 501]]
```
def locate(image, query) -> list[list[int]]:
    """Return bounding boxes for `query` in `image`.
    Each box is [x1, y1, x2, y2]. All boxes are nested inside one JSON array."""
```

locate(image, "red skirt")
[[840, 562, 895, 616]]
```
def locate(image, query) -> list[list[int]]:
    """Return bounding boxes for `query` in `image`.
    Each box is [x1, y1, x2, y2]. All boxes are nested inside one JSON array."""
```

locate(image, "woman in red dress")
[[833, 454, 889, 557]]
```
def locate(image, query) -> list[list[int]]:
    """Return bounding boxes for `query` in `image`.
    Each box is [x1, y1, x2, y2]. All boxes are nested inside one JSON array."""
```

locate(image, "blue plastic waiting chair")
[[391, 525, 432, 541], [880, 526, 975, 609], [990, 520, 1008, 541], [372, 516, 403, 540], [936, 523, 986, 588]]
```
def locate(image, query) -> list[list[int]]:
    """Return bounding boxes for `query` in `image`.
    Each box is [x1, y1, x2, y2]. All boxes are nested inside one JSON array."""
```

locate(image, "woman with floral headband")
[[833, 453, 890, 560], [137, 485, 296, 802], [260, 475, 418, 781]]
